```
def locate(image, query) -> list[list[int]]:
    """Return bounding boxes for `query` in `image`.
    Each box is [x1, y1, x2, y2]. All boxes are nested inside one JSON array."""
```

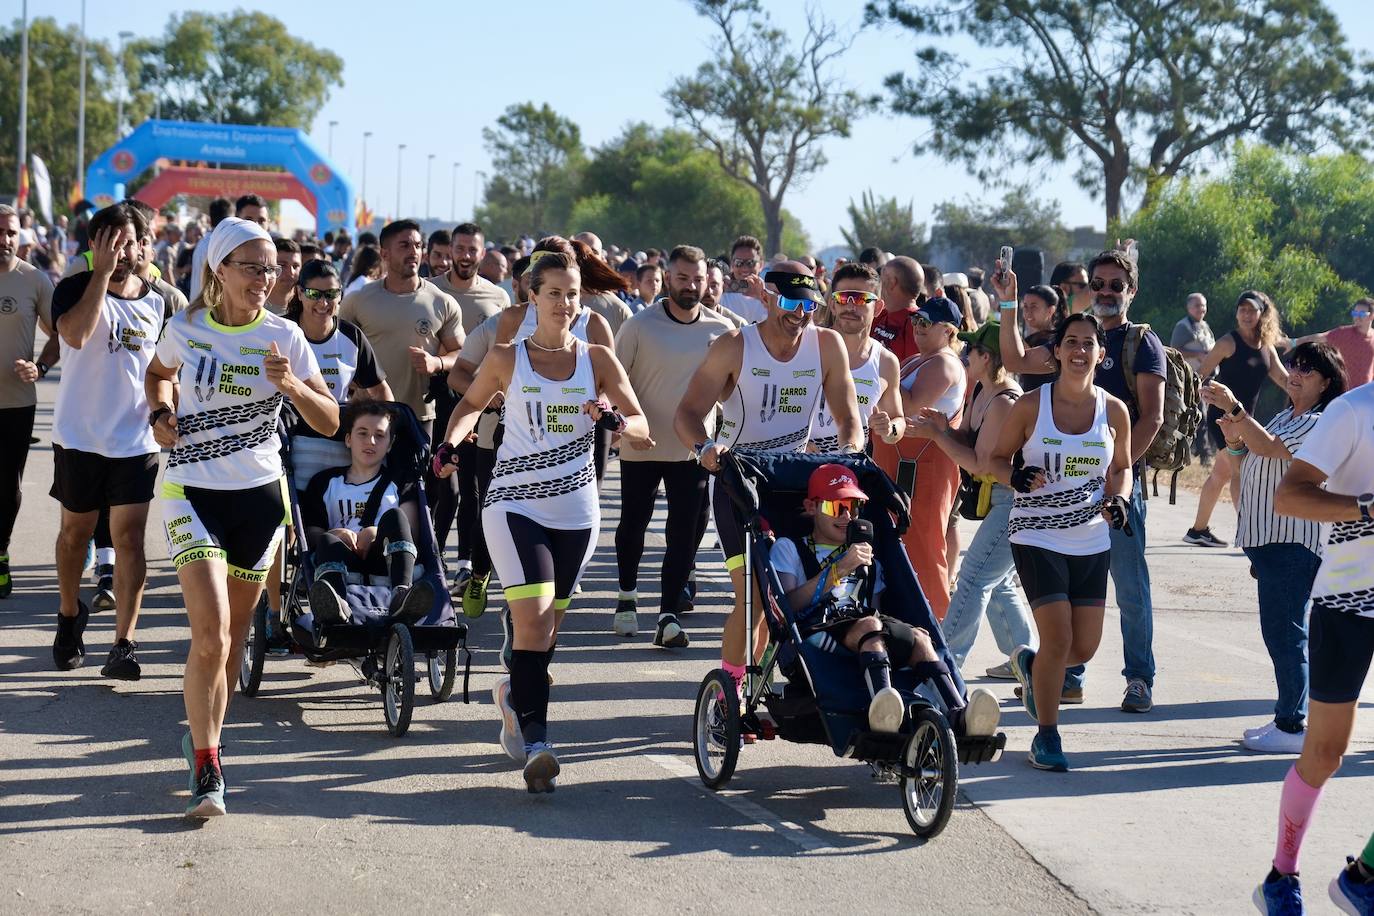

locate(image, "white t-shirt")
[[189, 241, 208, 301], [155, 307, 321, 490], [301, 466, 412, 533], [1295, 384, 1374, 618], [721, 291, 767, 324]]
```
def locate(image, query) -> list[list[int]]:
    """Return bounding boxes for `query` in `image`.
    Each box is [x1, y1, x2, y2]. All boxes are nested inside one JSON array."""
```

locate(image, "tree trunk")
[[762, 196, 784, 260], [1103, 157, 1128, 230]]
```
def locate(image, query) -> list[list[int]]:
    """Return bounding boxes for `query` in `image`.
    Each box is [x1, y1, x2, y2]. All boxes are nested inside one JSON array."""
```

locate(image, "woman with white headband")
[[144, 217, 338, 818]]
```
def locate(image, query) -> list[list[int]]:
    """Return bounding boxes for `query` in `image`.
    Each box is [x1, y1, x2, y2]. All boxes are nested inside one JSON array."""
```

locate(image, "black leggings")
[[614, 460, 709, 615], [424, 408, 460, 555], [313, 508, 416, 591], [0, 406, 36, 553], [456, 439, 497, 574]]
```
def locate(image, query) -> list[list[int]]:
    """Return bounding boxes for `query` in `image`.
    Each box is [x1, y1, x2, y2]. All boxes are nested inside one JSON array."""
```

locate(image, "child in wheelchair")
[[301, 400, 434, 626], [771, 464, 1001, 737]]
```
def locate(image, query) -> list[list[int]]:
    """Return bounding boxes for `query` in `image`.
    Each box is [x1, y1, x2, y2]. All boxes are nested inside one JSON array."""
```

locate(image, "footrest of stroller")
[[958, 731, 1006, 765], [845, 728, 909, 762]]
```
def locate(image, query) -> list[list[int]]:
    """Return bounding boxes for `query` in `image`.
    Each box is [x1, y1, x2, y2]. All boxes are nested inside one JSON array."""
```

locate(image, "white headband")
[[206, 217, 272, 272]]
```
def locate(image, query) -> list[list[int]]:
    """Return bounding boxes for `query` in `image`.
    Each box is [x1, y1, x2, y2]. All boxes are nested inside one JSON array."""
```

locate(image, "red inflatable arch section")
[[134, 166, 318, 212]]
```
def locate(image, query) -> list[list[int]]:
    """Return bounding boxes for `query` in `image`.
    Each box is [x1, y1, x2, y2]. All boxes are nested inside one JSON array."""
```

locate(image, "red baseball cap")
[[808, 464, 868, 501]]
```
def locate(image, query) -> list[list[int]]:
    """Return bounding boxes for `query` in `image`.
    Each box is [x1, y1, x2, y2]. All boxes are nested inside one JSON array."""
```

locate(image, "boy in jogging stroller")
[[692, 451, 1005, 838]]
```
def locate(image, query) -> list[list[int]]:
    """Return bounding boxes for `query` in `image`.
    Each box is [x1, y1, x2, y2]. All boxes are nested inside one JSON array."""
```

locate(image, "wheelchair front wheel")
[[901, 706, 958, 839], [426, 648, 457, 702], [238, 593, 269, 697], [383, 624, 415, 737], [693, 669, 741, 790]]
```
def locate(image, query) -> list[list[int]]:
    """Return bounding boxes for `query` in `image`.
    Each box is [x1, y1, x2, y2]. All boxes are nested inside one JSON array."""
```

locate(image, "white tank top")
[[1008, 383, 1113, 554], [718, 324, 823, 453], [483, 339, 598, 529], [514, 305, 592, 343], [900, 350, 967, 420], [811, 340, 881, 452]]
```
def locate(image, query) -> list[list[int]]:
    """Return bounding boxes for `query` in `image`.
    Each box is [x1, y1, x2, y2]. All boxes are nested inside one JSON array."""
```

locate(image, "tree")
[[1119, 144, 1370, 337], [132, 11, 343, 128], [665, 0, 872, 256], [840, 190, 927, 259], [478, 102, 584, 238], [866, 0, 1374, 226], [931, 184, 1072, 269], [0, 18, 125, 212]]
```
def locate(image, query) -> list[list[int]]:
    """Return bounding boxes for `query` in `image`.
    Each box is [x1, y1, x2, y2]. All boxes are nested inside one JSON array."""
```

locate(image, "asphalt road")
[[2, 375, 1371, 915]]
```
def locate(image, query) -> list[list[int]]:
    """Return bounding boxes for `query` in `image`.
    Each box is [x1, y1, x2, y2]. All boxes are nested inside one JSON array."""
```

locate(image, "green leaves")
[[477, 103, 585, 239], [840, 191, 927, 260]]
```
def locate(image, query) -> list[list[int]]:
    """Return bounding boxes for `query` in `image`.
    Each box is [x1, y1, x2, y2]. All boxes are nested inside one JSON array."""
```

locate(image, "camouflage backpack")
[[1121, 322, 1203, 477]]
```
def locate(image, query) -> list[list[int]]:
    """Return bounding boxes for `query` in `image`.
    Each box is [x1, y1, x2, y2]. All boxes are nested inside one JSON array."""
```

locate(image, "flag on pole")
[[356, 199, 374, 230], [68, 180, 83, 212], [17, 163, 29, 209], [30, 154, 52, 224]]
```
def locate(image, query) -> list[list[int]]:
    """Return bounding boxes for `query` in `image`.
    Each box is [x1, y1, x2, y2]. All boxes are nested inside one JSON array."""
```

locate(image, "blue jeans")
[[1064, 482, 1154, 689], [943, 486, 1033, 665], [1242, 543, 1317, 732]]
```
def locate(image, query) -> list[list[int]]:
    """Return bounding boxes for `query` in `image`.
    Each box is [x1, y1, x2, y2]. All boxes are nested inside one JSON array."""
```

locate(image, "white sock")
[[454, 559, 472, 572], [96, 548, 116, 568], [618, 590, 637, 602]]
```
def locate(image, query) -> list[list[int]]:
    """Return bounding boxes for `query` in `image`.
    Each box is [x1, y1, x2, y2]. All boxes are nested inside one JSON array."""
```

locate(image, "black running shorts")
[[51, 445, 158, 513], [161, 478, 288, 582], [1308, 601, 1374, 704], [482, 508, 596, 610], [1011, 543, 1110, 610]]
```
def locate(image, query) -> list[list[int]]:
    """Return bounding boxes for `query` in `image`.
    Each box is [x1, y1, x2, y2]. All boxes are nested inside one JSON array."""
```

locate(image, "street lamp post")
[[361, 131, 372, 213], [16, 0, 27, 207], [396, 144, 406, 218], [473, 170, 487, 215], [426, 153, 435, 219], [451, 161, 460, 221], [76, 0, 86, 204], [115, 30, 133, 137], [328, 120, 338, 158]]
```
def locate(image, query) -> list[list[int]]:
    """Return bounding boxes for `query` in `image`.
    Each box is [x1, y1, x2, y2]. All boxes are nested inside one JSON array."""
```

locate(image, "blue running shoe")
[[1028, 729, 1069, 772], [1253, 871, 1303, 915], [1332, 857, 1374, 916], [186, 762, 226, 818], [1010, 644, 1037, 723]]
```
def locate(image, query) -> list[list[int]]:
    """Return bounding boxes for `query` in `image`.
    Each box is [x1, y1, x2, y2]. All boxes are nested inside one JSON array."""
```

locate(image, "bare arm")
[[1275, 459, 1362, 522], [1265, 344, 1289, 388], [1220, 412, 1293, 460], [585, 311, 615, 349], [818, 329, 863, 451], [869, 349, 905, 444], [988, 392, 1040, 487], [900, 352, 962, 422], [442, 346, 515, 449], [1104, 397, 1134, 500], [145, 356, 180, 447], [363, 380, 394, 401], [1195, 334, 1235, 380], [1130, 372, 1166, 465], [674, 332, 742, 460], [590, 345, 651, 446]]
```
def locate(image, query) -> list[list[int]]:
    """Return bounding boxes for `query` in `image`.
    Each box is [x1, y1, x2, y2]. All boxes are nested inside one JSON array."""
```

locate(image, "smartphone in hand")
[[998, 245, 1014, 281]]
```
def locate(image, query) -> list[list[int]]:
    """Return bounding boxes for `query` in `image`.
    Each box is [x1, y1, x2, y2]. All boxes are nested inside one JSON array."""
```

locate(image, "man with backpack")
[[997, 248, 1171, 714]]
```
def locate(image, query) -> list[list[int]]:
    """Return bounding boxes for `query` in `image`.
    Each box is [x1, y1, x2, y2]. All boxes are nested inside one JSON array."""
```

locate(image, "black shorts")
[[482, 508, 596, 609], [711, 475, 748, 574], [1011, 543, 1110, 610], [807, 614, 922, 663], [1308, 601, 1374, 704], [161, 478, 288, 582], [50, 445, 158, 513]]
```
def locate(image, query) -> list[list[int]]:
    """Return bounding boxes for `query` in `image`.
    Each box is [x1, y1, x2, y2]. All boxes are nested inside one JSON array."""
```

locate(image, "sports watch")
[[1358, 492, 1373, 521], [148, 406, 173, 428], [35, 361, 49, 378]]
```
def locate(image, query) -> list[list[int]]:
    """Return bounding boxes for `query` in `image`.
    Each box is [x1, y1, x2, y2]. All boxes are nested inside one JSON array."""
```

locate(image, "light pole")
[[115, 30, 133, 137], [76, 0, 86, 203], [473, 170, 487, 215], [451, 161, 460, 221], [328, 120, 338, 158], [426, 153, 435, 219], [396, 143, 406, 218], [361, 131, 372, 209], [16, 0, 27, 207]]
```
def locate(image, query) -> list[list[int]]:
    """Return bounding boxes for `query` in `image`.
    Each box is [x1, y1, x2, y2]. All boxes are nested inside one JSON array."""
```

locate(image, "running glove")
[[595, 405, 628, 434], [1102, 494, 1133, 535], [1010, 465, 1045, 494], [431, 441, 460, 476]]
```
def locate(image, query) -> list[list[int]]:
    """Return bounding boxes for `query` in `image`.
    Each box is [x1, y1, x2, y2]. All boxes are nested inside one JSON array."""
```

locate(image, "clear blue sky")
[[28, 0, 1374, 248]]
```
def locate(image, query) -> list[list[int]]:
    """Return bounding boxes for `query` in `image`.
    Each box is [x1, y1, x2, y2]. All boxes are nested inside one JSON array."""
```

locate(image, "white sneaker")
[[984, 660, 1017, 680], [1244, 720, 1277, 740], [493, 677, 524, 762], [867, 687, 905, 733], [963, 687, 1001, 737], [612, 604, 638, 637], [1243, 725, 1306, 754]]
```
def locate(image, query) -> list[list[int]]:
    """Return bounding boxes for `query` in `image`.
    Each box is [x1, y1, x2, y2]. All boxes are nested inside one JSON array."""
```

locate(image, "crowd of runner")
[[3, 197, 1373, 914]]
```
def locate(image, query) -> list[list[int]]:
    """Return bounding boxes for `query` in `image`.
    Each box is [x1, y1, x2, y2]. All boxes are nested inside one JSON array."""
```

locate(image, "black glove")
[[1102, 494, 1133, 535], [1010, 465, 1045, 494], [431, 441, 460, 477], [595, 406, 627, 434]]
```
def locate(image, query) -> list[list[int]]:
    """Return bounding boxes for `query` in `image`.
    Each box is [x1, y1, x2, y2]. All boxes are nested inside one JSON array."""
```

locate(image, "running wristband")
[[999, 300, 1017, 310]]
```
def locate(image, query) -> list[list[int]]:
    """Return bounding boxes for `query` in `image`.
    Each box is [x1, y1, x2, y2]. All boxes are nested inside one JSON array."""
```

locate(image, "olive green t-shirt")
[[0, 260, 55, 409], [429, 271, 510, 334]]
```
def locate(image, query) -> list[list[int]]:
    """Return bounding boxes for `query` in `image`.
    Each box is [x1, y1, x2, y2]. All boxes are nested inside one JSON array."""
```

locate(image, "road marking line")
[[644, 752, 828, 852]]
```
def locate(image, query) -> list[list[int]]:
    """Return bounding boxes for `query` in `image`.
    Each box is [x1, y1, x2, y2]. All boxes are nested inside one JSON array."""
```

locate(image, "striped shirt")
[[1234, 406, 1325, 552]]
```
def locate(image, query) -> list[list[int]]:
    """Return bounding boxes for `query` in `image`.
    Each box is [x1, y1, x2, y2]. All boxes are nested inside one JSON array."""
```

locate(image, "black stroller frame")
[[691, 450, 1005, 839], [237, 402, 472, 737]]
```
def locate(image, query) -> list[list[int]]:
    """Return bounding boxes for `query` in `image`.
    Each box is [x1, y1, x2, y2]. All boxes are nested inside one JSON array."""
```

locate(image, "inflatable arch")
[[85, 119, 355, 234]]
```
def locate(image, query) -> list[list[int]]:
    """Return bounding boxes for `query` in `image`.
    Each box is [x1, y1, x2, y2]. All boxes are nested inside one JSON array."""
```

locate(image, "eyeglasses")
[[300, 287, 343, 302], [776, 295, 817, 314], [817, 498, 864, 518], [732, 257, 759, 269], [1089, 277, 1128, 293], [225, 261, 282, 280], [831, 290, 878, 307]]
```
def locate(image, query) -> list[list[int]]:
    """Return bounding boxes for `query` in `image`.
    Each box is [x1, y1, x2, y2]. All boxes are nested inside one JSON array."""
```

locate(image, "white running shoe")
[[963, 687, 1002, 737], [867, 687, 905, 733], [523, 742, 560, 794], [1244, 720, 1277, 740], [612, 602, 638, 637], [1242, 725, 1306, 754], [493, 677, 524, 762]]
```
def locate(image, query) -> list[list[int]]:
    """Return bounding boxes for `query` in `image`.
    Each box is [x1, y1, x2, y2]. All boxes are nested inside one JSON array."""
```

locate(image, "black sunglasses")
[[1089, 277, 1128, 293], [299, 287, 343, 301]]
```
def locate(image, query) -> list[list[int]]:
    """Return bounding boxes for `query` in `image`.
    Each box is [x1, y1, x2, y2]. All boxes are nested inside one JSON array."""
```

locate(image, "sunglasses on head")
[[1090, 277, 1128, 293], [831, 290, 878, 307], [817, 498, 864, 518], [776, 295, 817, 314], [299, 287, 343, 301]]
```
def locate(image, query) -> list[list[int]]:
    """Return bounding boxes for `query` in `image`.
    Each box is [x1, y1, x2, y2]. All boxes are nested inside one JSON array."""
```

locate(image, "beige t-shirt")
[[429, 271, 511, 334], [0, 260, 55, 409], [340, 278, 461, 421], [583, 290, 633, 338], [615, 301, 733, 462], [457, 312, 503, 449]]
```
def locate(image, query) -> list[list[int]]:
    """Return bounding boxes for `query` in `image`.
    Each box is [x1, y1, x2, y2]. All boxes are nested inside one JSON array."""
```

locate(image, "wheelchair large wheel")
[[383, 624, 415, 737], [238, 593, 269, 697], [900, 706, 958, 839], [693, 669, 741, 790], [426, 648, 457, 702]]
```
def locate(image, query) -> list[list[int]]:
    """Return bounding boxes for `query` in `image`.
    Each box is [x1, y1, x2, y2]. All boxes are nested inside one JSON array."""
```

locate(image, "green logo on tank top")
[[856, 377, 875, 387], [1084, 440, 1107, 448], [793, 368, 816, 379], [522, 385, 541, 394], [561, 386, 586, 395], [188, 339, 212, 352], [1041, 437, 1063, 445], [751, 367, 771, 377], [239, 346, 271, 357]]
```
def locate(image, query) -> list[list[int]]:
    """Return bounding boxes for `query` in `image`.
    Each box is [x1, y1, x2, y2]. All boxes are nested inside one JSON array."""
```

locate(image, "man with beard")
[[998, 248, 1165, 714], [701, 260, 746, 328], [48, 204, 169, 679], [613, 245, 734, 648], [427, 222, 509, 570], [420, 230, 452, 279], [676, 260, 862, 690]]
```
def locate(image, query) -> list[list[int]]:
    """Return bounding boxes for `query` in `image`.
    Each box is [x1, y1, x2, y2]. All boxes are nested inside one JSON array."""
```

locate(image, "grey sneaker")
[[493, 677, 524, 762], [523, 741, 560, 794], [984, 660, 1016, 680], [613, 599, 638, 637], [1121, 677, 1153, 713]]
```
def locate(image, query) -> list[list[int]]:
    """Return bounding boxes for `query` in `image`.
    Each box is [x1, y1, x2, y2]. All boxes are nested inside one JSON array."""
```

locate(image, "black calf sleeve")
[[377, 508, 416, 587], [910, 659, 964, 713], [509, 649, 551, 745], [314, 532, 352, 593]]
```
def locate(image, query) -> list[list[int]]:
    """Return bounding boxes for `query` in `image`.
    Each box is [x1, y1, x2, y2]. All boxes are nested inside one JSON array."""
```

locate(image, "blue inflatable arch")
[[85, 119, 356, 235]]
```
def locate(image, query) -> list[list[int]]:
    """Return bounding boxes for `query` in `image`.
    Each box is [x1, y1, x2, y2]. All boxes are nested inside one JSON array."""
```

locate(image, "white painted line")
[[645, 752, 828, 852]]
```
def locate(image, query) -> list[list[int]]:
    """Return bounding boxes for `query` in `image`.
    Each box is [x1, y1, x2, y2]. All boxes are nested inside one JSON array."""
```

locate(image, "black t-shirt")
[[1096, 321, 1166, 421]]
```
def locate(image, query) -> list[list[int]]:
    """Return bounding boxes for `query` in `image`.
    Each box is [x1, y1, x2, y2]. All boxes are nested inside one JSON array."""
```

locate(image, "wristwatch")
[[694, 438, 716, 461], [148, 406, 172, 428], [35, 361, 49, 378], [1358, 492, 1373, 521], [1227, 403, 1245, 419]]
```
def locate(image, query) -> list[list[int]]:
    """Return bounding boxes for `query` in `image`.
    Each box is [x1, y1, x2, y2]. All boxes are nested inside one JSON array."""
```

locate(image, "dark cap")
[[764, 259, 823, 304], [916, 296, 962, 327]]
